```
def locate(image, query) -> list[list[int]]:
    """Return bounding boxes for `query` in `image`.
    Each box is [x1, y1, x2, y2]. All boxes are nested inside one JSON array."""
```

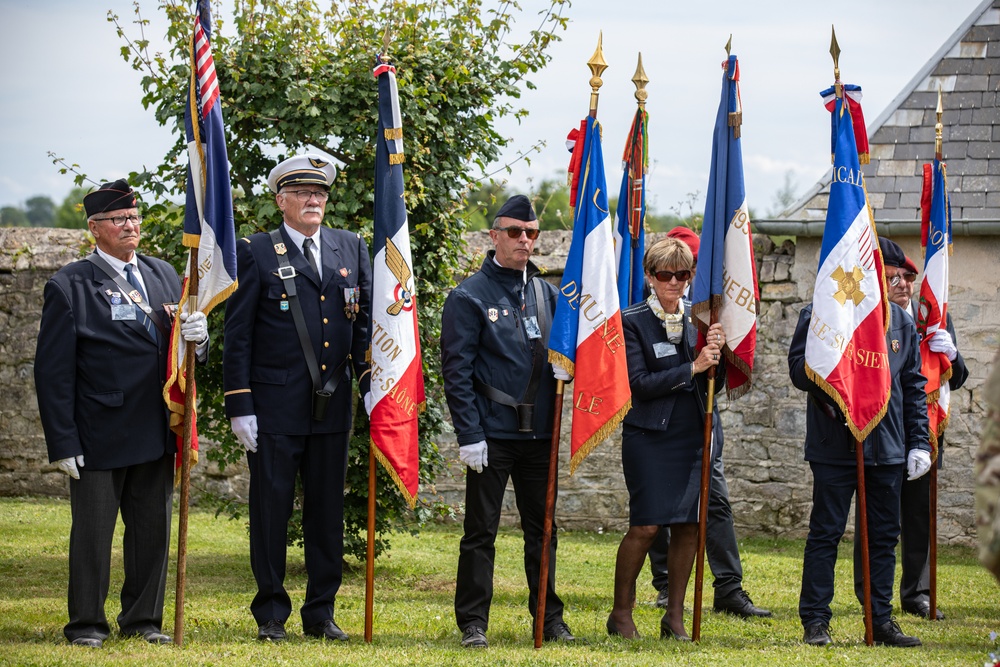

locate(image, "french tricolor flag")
[[549, 116, 632, 473], [804, 93, 891, 442], [918, 158, 953, 459]]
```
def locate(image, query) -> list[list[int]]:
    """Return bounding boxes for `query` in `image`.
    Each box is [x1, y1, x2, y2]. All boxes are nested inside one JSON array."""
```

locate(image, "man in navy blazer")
[[223, 153, 371, 642], [35, 179, 209, 648]]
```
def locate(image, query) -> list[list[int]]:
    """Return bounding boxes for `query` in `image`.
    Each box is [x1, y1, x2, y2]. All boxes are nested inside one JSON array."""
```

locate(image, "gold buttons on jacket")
[[321, 364, 327, 371], [324, 342, 329, 348], [321, 295, 326, 302]]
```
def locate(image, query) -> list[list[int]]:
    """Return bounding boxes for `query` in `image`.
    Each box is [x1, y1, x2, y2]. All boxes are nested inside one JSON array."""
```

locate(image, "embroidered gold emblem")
[[831, 265, 866, 306]]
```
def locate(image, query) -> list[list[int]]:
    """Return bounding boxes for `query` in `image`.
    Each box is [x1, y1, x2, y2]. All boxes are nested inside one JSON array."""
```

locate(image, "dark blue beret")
[[495, 194, 536, 223], [878, 236, 905, 268]]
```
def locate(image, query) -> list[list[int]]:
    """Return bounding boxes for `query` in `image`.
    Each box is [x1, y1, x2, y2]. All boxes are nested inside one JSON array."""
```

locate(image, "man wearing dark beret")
[[35, 178, 209, 648], [878, 239, 968, 621], [223, 153, 371, 642], [441, 194, 576, 648]]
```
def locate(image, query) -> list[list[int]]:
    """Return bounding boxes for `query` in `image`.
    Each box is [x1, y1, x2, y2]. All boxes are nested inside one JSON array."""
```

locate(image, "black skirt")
[[621, 392, 706, 526]]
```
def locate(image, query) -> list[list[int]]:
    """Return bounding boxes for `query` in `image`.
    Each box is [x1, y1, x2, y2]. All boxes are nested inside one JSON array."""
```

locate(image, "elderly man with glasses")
[[35, 178, 209, 648], [441, 194, 576, 648], [223, 153, 371, 643]]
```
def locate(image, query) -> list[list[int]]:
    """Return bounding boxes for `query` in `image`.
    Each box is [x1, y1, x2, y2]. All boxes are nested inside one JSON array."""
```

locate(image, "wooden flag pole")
[[691, 308, 718, 643], [173, 245, 200, 646], [855, 440, 874, 645]]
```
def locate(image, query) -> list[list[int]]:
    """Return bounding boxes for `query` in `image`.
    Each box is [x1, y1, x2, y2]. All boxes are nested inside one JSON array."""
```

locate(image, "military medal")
[[891, 339, 900, 353], [110, 291, 122, 305], [344, 287, 360, 321], [340, 267, 350, 278]]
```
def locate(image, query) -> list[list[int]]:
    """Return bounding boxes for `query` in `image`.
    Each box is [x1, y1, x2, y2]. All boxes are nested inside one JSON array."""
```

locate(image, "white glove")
[[179, 311, 209, 344], [364, 392, 374, 416], [553, 365, 572, 382], [459, 440, 489, 473], [55, 455, 85, 480], [907, 449, 932, 481], [231, 415, 259, 453], [927, 329, 957, 361]]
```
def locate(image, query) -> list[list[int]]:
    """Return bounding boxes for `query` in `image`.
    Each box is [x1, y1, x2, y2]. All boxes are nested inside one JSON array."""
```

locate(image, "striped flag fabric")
[[917, 158, 953, 459], [549, 115, 632, 473], [803, 90, 891, 441], [368, 55, 425, 507], [163, 0, 238, 469], [690, 54, 758, 399], [613, 107, 648, 308]]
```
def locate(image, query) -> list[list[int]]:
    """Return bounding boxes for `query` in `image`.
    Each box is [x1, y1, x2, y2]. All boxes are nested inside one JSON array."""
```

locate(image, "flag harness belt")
[[270, 228, 346, 421], [86, 253, 170, 339], [473, 278, 550, 432]]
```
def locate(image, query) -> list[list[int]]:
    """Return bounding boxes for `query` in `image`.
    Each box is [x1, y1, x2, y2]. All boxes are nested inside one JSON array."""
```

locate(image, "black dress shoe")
[[903, 600, 945, 620], [802, 622, 831, 646], [713, 589, 772, 618], [304, 619, 349, 641], [543, 621, 580, 643], [257, 619, 286, 642], [872, 619, 922, 647], [654, 588, 669, 609], [70, 636, 103, 648], [460, 625, 488, 648], [138, 631, 172, 644]]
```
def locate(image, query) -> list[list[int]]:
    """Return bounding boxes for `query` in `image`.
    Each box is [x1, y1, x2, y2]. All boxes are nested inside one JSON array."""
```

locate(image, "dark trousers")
[[247, 431, 349, 628], [800, 461, 903, 628], [899, 454, 943, 607], [455, 438, 564, 632], [647, 455, 744, 600], [65, 454, 174, 641]]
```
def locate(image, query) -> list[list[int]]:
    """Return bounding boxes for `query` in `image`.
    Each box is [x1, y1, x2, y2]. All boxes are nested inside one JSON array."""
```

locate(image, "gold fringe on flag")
[[389, 153, 405, 165], [728, 111, 742, 139], [384, 127, 403, 140]]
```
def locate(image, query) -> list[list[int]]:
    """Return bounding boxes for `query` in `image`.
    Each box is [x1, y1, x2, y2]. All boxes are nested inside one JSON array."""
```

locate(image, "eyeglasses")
[[93, 214, 142, 227], [495, 226, 540, 240], [653, 269, 692, 283], [889, 271, 917, 287], [283, 189, 330, 202]]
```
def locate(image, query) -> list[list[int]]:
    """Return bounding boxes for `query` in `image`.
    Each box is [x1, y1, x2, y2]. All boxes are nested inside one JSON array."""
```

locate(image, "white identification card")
[[524, 315, 542, 340], [653, 341, 677, 358], [111, 303, 136, 321]]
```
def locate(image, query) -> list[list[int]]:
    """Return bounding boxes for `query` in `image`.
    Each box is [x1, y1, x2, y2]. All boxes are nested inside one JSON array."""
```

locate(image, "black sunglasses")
[[495, 226, 540, 240], [653, 269, 692, 283]]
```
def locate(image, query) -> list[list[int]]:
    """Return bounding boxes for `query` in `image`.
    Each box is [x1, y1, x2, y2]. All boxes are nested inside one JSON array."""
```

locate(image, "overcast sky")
[[0, 0, 987, 217]]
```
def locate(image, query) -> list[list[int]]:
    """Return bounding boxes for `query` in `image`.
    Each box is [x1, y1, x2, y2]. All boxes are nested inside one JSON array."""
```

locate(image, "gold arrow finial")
[[380, 25, 391, 63], [830, 25, 842, 98], [588, 32, 608, 116], [726, 34, 732, 58], [935, 85, 944, 159], [632, 52, 648, 109]]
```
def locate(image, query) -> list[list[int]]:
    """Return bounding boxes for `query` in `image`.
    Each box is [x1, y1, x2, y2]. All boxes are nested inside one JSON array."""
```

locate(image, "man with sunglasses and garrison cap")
[[35, 178, 210, 648], [878, 238, 968, 621], [223, 153, 371, 643], [441, 194, 576, 648]]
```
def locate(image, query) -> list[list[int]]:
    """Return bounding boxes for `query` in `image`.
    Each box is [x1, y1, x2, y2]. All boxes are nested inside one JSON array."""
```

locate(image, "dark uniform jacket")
[[621, 299, 723, 447], [223, 224, 371, 435], [35, 254, 180, 470], [788, 302, 930, 466], [441, 251, 557, 445]]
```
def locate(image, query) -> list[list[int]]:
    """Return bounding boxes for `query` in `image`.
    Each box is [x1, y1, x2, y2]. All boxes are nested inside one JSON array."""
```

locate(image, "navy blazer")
[[621, 300, 722, 449], [788, 302, 930, 466], [223, 224, 371, 435], [35, 254, 180, 470]]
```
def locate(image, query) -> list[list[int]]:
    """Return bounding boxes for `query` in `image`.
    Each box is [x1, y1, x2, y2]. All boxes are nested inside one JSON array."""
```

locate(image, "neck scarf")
[[647, 294, 684, 344]]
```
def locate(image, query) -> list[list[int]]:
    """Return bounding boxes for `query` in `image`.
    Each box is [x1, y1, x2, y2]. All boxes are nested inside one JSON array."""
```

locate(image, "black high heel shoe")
[[607, 615, 640, 639], [660, 621, 692, 642]]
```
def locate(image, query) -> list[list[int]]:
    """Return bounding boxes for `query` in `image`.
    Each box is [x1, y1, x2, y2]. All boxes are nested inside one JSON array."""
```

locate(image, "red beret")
[[666, 226, 700, 261], [902, 255, 919, 275]]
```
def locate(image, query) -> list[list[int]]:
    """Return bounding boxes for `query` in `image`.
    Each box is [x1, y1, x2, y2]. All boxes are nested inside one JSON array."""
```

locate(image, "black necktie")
[[124, 263, 156, 339], [302, 237, 320, 278]]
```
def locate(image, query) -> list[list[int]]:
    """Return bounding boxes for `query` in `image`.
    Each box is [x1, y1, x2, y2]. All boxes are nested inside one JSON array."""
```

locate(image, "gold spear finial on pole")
[[380, 24, 391, 63], [726, 34, 732, 58], [632, 52, 648, 109], [588, 32, 608, 117], [935, 85, 944, 159], [830, 25, 842, 98]]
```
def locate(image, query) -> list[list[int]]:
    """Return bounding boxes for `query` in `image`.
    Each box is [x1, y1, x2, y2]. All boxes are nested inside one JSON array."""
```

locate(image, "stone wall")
[[1, 226, 997, 545]]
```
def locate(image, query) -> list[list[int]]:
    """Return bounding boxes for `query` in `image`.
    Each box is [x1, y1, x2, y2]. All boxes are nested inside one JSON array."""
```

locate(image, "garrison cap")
[[494, 194, 537, 223], [666, 226, 701, 262], [878, 237, 906, 268], [84, 179, 137, 217], [267, 153, 336, 193]]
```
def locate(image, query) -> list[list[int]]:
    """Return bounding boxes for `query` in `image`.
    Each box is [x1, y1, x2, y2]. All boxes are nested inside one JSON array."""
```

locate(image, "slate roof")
[[782, 0, 1000, 222]]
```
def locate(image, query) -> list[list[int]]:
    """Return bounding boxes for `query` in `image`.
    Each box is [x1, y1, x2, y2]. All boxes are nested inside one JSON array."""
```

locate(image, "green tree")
[[0, 206, 29, 227], [74, 0, 568, 559], [54, 188, 89, 229], [24, 195, 56, 227]]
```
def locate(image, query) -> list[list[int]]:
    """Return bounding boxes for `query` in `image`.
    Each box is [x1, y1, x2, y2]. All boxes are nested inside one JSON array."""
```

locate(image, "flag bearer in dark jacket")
[[441, 195, 576, 648]]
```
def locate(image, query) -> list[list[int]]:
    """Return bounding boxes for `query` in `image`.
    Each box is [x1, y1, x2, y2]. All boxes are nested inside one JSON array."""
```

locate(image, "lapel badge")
[[502, 308, 509, 317], [340, 267, 349, 278], [275, 242, 287, 255], [280, 300, 289, 312], [105, 289, 113, 296], [488, 307, 499, 323], [891, 339, 900, 353]]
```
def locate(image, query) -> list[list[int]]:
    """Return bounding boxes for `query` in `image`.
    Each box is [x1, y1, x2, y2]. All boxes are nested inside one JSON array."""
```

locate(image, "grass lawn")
[[1, 496, 999, 666]]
